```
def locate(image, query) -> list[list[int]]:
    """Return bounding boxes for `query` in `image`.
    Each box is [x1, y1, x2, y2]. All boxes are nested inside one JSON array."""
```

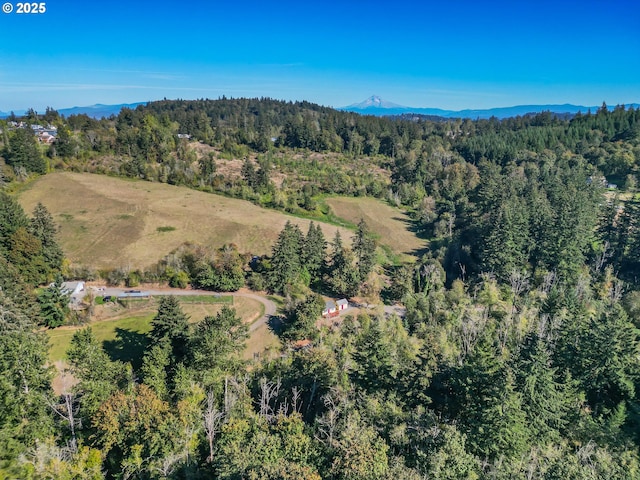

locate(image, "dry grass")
[[17, 172, 352, 269], [325, 197, 426, 260], [243, 322, 281, 361]]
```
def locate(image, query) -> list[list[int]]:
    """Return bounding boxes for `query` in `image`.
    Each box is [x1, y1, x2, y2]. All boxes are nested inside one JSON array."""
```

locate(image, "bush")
[[247, 272, 266, 291], [105, 268, 126, 286], [126, 271, 141, 288], [169, 270, 190, 289]]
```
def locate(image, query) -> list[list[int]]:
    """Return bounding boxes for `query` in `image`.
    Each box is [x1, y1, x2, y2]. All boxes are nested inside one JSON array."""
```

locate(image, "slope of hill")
[[17, 172, 353, 269], [324, 197, 426, 261]]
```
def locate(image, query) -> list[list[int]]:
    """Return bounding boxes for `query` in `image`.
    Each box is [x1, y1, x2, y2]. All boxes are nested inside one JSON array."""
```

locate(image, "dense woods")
[[1, 98, 640, 478]]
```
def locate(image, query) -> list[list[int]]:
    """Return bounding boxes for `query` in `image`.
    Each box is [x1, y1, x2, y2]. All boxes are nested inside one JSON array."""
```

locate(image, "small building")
[[61, 281, 86, 306], [336, 299, 348, 311], [322, 300, 337, 317], [61, 281, 85, 296]]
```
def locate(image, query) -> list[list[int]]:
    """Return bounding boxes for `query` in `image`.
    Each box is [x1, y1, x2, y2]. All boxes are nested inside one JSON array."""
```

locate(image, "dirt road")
[[94, 286, 277, 331]]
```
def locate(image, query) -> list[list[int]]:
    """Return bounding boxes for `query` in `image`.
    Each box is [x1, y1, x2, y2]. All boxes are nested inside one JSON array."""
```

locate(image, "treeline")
[[2, 98, 638, 239]]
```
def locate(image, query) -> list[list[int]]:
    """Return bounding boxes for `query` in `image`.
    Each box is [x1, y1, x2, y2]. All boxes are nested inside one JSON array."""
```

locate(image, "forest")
[[0, 98, 639, 478]]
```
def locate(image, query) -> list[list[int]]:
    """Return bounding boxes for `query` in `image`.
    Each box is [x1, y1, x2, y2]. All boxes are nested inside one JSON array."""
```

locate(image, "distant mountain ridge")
[[0, 102, 146, 119], [340, 95, 640, 119], [57, 102, 147, 118], [3, 97, 640, 121]]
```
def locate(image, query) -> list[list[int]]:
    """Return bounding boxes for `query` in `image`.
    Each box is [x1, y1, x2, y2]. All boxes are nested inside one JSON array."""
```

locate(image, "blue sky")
[[0, 0, 638, 111]]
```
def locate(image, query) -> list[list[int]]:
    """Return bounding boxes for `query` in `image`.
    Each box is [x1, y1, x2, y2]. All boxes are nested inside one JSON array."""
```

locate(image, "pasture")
[[325, 196, 426, 260], [17, 172, 353, 269]]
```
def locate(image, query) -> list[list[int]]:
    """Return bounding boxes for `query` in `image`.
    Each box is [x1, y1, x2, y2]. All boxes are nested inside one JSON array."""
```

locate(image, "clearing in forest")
[[325, 196, 426, 260], [17, 172, 352, 270]]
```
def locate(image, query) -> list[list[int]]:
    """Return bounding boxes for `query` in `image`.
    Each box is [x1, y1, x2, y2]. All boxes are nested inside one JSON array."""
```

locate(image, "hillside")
[[17, 172, 355, 269], [324, 196, 426, 260]]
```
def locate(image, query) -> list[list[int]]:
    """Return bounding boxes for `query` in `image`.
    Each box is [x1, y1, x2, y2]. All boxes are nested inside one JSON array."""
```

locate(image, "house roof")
[[292, 339, 313, 350], [324, 300, 336, 310], [61, 281, 83, 293], [336, 299, 348, 307]]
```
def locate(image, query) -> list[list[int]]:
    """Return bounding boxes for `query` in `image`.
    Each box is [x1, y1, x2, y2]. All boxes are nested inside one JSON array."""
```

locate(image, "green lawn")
[[47, 313, 154, 369], [47, 296, 261, 369]]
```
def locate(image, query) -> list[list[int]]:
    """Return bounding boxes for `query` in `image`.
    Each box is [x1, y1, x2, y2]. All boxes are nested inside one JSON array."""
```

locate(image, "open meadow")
[[324, 196, 426, 260], [17, 172, 355, 270], [46, 295, 270, 367]]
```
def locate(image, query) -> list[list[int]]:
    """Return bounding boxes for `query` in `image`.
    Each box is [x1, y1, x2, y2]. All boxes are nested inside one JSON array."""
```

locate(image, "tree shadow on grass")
[[103, 328, 149, 371], [267, 315, 286, 339]]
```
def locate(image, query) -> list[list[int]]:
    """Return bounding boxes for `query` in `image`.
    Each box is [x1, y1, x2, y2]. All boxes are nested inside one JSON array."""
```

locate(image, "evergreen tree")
[[352, 218, 377, 283], [326, 230, 359, 298], [37, 279, 69, 327], [199, 153, 217, 185], [268, 221, 304, 294], [301, 222, 326, 283], [241, 157, 257, 188], [447, 336, 530, 460], [555, 303, 639, 415], [140, 342, 171, 401], [29, 203, 64, 275], [514, 334, 580, 443], [7, 226, 47, 286], [255, 156, 272, 192], [285, 293, 324, 340], [0, 291, 54, 463], [67, 327, 128, 424], [4, 127, 47, 174], [52, 125, 75, 158], [0, 192, 29, 256], [481, 197, 530, 279], [149, 296, 190, 363], [188, 306, 248, 386]]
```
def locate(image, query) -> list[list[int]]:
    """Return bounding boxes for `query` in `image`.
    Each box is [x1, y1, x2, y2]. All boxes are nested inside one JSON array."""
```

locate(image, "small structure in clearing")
[[61, 281, 85, 296], [322, 298, 348, 317]]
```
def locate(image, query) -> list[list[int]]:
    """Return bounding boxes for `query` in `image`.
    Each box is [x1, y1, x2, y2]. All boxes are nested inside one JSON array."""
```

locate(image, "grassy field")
[[17, 172, 354, 270], [46, 296, 264, 367], [325, 196, 426, 260]]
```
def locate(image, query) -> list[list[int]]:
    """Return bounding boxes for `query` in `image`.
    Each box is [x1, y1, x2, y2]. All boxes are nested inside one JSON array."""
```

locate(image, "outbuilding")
[[322, 300, 337, 317], [336, 298, 348, 311], [61, 281, 85, 296]]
